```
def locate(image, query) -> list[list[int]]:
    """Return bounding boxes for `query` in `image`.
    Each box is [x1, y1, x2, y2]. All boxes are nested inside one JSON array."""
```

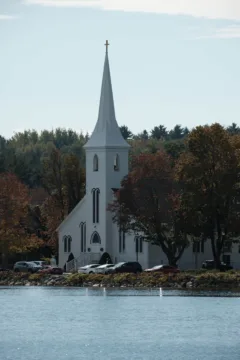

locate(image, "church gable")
[[57, 195, 86, 232]]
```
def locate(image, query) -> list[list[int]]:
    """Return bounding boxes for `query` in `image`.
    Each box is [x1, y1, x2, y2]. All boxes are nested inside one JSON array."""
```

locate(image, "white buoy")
[[159, 288, 163, 297], [103, 287, 106, 296], [86, 288, 89, 296]]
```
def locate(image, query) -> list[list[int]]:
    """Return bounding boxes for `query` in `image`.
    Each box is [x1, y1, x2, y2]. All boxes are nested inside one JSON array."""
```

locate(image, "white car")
[[78, 264, 100, 274], [95, 264, 115, 274]]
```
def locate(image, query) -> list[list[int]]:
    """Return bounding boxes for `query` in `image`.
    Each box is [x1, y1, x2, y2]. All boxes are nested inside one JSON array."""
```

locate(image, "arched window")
[[91, 231, 101, 244], [119, 229, 126, 253], [80, 222, 86, 253], [114, 154, 119, 171], [63, 236, 67, 253], [63, 235, 72, 253], [92, 188, 100, 223], [67, 236, 72, 253], [96, 189, 99, 223], [93, 154, 99, 171], [135, 236, 143, 254]]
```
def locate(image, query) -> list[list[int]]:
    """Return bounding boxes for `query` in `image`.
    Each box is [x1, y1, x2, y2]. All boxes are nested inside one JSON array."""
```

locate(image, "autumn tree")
[[109, 152, 190, 266], [164, 140, 185, 161], [176, 123, 240, 268], [62, 153, 85, 214], [0, 173, 43, 267], [40, 146, 85, 252]]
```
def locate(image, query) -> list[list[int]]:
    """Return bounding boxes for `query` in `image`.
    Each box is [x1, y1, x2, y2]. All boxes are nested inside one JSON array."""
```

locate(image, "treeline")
[[0, 122, 240, 267], [1, 122, 239, 188]]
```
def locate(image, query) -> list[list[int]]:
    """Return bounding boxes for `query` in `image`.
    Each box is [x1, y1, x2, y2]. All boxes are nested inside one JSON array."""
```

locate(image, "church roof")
[[84, 42, 130, 149]]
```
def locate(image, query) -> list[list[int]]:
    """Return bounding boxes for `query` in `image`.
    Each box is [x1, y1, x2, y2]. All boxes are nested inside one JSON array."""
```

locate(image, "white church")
[[57, 42, 240, 271]]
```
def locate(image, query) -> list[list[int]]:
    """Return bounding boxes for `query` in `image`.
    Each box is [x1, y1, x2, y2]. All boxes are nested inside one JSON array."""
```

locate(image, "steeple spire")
[[105, 40, 110, 54], [84, 42, 130, 149]]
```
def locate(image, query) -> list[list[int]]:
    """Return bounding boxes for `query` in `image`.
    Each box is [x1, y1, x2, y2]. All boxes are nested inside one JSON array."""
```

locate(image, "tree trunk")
[[157, 236, 185, 267], [210, 235, 222, 269], [166, 255, 178, 267], [1, 252, 8, 269]]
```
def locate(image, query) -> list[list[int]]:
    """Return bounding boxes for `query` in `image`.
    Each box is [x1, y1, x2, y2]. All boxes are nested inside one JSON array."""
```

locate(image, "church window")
[[63, 235, 72, 253], [92, 188, 100, 223], [114, 154, 120, 171], [96, 189, 100, 223], [63, 236, 67, 253], [93, 154, 99, 171], [91, 231, 101, 244], [193, 239, 204, 253], [135, 236, 143, 254], [67, 236, 72, 253], [80, 222, 86, 253], [119, 229, 126, 253]]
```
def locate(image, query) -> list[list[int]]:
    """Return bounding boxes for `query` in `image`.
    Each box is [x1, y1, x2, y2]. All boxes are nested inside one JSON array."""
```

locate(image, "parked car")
[[13, 261, 42, 273], [94, 264, 115, 274], [33, 261, 48, 268], [106, 262, 142, 274], [144, 265, 180, 274], [39, 266, 63, 275], [202, 260, 233, 271], [78, 264, 100, 274]]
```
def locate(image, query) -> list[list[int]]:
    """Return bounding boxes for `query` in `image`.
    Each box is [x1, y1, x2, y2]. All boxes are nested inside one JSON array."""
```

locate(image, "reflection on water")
[[1, 286, 240, 297]]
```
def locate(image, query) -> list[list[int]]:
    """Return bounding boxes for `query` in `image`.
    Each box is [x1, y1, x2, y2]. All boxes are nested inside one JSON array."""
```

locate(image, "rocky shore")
[[1, 270, 240, 290]]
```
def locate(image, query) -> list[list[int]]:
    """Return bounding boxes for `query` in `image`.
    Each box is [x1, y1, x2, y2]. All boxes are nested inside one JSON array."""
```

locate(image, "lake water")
[[1, 287, 240, 360]]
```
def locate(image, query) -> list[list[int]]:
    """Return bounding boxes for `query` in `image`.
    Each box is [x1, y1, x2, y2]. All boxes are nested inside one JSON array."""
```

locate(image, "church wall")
[[148, 245, 169, 269], [58, 201, 86, 268], [148, 240, 213, 270], [228, 244, 240, 269], [147, 239, 240, 270], [85, 149, 108, 257], [85, 148, 129, 261], [178, 240, 212, 270], [105, 148, 129, 256], [110, 223, 149, 269]]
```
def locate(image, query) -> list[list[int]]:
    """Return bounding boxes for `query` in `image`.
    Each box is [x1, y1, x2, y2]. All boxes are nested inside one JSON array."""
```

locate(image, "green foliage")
[[164, 140, 185, 161], [65, 273, 88, 286], [119, 125, 133, 140], [28, 273, 45, 282], [151, 125, 168, 140]]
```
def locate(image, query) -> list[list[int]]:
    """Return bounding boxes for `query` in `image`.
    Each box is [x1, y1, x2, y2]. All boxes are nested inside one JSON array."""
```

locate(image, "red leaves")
[[109, 151, 189, 265], [0, 173, 43, 255], [175, 124, 240, 264]]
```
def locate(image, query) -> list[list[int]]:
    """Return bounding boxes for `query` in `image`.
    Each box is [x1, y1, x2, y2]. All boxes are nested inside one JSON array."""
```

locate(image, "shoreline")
[[1, 270, 240, 291]]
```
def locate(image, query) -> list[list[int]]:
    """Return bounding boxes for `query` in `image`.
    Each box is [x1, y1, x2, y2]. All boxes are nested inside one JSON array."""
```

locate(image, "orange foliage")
[[0, 173, 43, 261]]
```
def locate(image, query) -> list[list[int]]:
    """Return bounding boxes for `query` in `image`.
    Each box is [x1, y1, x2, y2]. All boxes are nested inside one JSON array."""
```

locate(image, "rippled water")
[[1, 287, 240, 360]]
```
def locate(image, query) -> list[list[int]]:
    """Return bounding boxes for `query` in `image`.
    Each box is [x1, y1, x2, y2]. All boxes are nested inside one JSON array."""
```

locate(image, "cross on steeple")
[[105, 40, 109, 53]]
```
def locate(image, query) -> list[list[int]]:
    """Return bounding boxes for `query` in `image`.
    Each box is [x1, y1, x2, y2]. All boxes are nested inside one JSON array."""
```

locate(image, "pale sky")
[[1, 0, 240, 138]]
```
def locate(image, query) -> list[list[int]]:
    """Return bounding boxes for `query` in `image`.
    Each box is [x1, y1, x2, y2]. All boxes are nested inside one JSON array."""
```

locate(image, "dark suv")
[[202, 260, 233, 271], [106, 262, 142, 274]]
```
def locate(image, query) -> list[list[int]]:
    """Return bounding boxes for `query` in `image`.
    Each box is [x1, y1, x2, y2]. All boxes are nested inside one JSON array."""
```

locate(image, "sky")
[[1, 0, 240, 139]]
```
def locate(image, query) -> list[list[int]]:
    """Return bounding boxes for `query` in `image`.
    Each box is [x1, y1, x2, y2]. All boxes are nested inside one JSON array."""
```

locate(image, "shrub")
[[28, 273, 45, 282], [65, 273, 87, 286]]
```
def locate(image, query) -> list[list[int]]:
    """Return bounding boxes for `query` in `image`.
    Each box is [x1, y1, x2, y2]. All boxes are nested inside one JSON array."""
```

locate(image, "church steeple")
[[84, 41, 130, 149]]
